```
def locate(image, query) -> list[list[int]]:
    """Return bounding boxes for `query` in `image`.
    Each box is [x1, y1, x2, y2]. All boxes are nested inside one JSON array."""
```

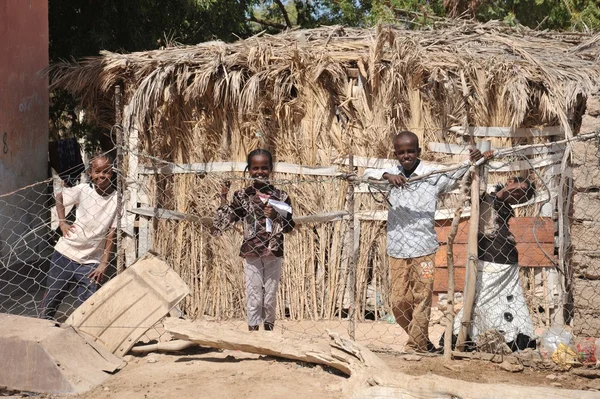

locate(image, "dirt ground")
[[68, 345, 600, 399], [1, 319, 593, 399]]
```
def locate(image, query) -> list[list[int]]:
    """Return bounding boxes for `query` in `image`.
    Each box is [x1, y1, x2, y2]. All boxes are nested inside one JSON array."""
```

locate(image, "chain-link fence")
[[1, 132, 600, 363]]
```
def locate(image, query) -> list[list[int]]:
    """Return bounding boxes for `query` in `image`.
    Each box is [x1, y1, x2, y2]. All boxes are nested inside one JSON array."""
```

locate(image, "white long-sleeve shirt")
[[363, 161, 468, 259]]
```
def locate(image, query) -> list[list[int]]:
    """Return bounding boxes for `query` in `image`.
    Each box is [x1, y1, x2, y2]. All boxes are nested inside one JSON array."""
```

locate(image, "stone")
[[573, 193, 600, 222], [571, 222, 600, 252], [573, 279, 600, 312], [0, 314, 124, 395], [573, 308, 600, 337], [572, 251, 600, 278]]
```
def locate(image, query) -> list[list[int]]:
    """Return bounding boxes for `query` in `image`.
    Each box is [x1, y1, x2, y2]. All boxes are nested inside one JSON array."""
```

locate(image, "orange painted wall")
[[0, 0, 49, 261]]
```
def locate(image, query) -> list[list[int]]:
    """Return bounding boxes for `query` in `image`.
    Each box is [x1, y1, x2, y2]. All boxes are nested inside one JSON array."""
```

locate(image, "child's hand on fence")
[[469, 148, 484, 163], [59, 221, 75, 238], [264, 204, 277, 219], [219, 181, 231, 205], [383, 173, 408, 187], [89, 263, 108, 284]]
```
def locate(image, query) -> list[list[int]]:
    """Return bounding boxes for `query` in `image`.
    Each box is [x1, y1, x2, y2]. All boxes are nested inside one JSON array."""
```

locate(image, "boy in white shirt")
[[364, 131, 482, 353], [41, 153, 118, 320]]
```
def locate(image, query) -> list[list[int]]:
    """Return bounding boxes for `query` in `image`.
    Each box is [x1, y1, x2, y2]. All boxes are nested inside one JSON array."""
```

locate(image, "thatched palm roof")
[[50, 20, 600, 162]]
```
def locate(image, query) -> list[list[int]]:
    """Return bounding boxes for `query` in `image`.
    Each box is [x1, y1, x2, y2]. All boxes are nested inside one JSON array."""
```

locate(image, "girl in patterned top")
[[213, 149, 295, 331]]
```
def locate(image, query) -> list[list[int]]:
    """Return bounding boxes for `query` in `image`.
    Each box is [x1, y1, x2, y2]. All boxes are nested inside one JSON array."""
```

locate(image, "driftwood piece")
[[164, 318, 599, 399], [129, 339, 197, 354]]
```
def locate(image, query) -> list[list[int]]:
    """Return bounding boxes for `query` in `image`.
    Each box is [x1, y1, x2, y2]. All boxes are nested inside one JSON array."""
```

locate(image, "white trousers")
[[453, 260, 535, 343], [244, 255, 283, 327]]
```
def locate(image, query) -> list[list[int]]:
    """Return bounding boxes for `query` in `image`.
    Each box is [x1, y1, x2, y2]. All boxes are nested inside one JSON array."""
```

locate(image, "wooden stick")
[[456, 167, 480, 351], [346, 153, 357, 340], [114, 84, 125, 273]]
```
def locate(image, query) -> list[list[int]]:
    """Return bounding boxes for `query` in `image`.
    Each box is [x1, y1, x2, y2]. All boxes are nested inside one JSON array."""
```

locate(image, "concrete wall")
[[571, 93, 600, 337], [0, 0, 49, 265]]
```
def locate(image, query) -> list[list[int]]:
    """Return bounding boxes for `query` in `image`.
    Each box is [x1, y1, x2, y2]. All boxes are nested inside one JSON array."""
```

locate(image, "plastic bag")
[[575, 337, 597, 365], [539, 326, 573, 360]]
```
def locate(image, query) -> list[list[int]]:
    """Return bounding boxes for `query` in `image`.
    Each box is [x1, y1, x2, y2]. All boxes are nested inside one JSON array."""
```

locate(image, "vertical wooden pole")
[[444, 207, 463, 359], [123, 106, 139, 266], [347, 152, 357, 340], [114, 84, 124, 273], [456, 140, 489, 351]]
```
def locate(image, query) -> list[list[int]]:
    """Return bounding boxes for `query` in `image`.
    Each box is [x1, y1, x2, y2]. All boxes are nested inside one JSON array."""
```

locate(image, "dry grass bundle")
[[50, 20, 600, 166]]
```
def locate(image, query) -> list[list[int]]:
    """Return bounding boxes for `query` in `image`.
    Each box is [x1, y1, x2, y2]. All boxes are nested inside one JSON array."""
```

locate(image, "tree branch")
[[248, 15, 286, 30], [273, 0, 293, 28]]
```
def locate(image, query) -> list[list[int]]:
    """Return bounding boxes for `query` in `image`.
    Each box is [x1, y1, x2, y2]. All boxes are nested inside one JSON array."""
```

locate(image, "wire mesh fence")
[[1, 132, 600, 363]]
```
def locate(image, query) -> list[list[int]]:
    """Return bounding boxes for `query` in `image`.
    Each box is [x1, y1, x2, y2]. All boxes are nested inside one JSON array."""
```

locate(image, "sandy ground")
[[67, 345, 600, 399], [14, 319, 588, 399]]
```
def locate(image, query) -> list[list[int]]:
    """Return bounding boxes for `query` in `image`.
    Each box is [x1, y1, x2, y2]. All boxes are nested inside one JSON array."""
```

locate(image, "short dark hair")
[[393, 131, 420, 148], [247, 148, 273, 169], [513, 176, 536, 201], [90, 151, 115, 167]]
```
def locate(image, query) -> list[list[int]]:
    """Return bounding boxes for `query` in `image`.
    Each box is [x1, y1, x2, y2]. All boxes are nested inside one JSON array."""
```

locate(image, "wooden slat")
[[435, 217, 554, 244], [434, 243, 555, 267], [139, 162, 341, 176], [448, 126, 564, 138], [428, 141, 566, 156]]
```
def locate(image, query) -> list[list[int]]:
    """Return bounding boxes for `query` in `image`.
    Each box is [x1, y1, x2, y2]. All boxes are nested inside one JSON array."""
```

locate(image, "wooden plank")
[[334, 156, 398, 169], [129, 207, 349, 226], [448, 126, 564, 138], [435, 243, 555, 267], [65, 253, 190, 356], [138, 161, 340, 176], [428, 141, 566, 156], [341, 154, 562, 175], [436, 217, 554, 244], [487, 153, 563, 172]]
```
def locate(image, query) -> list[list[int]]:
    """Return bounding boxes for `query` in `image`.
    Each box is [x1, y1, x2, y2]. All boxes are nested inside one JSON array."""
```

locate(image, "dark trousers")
[[41, 251, 97, 320]]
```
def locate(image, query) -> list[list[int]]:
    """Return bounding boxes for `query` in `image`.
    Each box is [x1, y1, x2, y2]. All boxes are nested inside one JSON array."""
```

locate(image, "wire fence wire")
[[1, 135, 600, 362]]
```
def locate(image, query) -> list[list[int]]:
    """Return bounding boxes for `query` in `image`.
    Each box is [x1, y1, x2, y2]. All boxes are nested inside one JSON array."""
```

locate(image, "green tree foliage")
[[49, 0, 251, 149], [250, 0, 599, 31], [49, 0, 250, 61]]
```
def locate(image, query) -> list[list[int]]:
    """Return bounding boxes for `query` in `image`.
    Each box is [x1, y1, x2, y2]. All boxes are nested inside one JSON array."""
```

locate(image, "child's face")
[[248, 154, 272, 185], [89, 158, 113, 191], [393, 136, 421, 171], [498, 178, 529, 205]]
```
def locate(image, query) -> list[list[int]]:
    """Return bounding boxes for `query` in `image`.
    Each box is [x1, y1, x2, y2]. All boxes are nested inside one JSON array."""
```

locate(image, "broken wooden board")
[[164, 318, 600, 399], [0, 314, 123, 394], [65, 253, 189, 357]]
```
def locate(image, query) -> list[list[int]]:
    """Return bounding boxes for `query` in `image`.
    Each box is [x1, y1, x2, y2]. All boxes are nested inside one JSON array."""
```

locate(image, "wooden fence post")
[[456, 140, 490, 351], [114, 84, 125, 273], [347, 153, 357, 340]]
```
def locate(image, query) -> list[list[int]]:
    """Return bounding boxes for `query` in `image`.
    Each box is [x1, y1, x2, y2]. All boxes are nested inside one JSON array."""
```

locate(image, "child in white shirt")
[[41, 153, 118, 320]]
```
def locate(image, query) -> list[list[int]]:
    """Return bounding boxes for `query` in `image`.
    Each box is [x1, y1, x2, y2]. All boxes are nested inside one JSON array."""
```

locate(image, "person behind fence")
[[363, 131, 483, 353], [41, 153, 118, 320], [445, 174, 537, 351], [212, 149, 295, 332]]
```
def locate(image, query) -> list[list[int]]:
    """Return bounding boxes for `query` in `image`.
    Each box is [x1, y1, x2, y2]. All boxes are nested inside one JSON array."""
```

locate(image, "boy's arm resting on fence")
[[89, 227, 115, 284]]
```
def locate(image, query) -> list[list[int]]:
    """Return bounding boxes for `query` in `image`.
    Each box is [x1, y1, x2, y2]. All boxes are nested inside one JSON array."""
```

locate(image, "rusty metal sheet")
[[65, 253, 190, 357], [0, 314, 123, 394]]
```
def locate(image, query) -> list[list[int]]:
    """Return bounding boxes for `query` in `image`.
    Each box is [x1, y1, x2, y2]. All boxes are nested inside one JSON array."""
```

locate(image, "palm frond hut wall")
[[50, 21, 600, 331]]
